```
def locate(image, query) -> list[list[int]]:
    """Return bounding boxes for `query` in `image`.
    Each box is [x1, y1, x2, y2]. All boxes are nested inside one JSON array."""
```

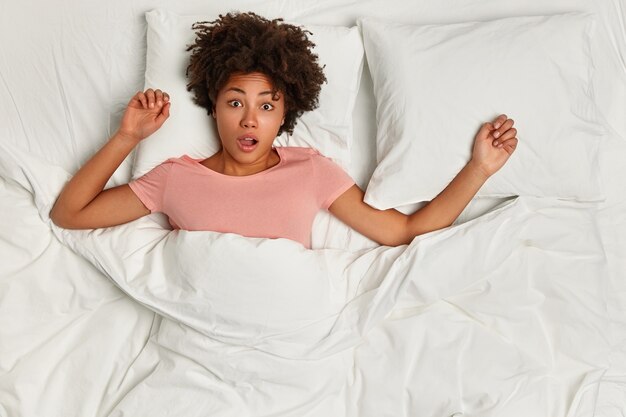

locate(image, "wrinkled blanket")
[[0, 144, 612, 417]]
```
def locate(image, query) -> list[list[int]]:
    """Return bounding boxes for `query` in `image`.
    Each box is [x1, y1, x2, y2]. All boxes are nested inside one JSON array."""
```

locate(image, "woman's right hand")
[[117, 88, 171, 143]]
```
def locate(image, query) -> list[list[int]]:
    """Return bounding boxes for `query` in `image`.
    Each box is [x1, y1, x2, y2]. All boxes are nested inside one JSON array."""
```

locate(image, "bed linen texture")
[[0, 142, 617, 416], [1, 0, 625, 416], [360, 12, 606, 207]]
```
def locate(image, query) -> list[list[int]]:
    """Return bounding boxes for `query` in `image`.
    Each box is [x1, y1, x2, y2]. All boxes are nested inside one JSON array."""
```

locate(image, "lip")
[[236, 134, 259, 153]]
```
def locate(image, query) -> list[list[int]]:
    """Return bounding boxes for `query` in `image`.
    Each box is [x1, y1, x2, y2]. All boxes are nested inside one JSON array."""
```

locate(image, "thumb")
[[477, 122, 494, 140], [155, 102, 170, 127]]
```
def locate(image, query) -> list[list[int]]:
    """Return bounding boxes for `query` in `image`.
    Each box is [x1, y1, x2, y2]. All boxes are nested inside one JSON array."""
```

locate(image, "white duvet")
[[2, 0, 626, 415], [0, 142, 616, 417]]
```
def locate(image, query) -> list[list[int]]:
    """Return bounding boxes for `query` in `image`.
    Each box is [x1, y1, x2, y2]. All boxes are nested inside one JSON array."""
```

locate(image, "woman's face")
[[213, 72, 285, 163]]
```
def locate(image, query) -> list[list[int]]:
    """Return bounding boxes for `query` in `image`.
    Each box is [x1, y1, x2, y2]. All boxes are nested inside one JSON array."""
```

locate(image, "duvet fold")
[[0, 142, 522, 359], [0, 142, 610, 416]]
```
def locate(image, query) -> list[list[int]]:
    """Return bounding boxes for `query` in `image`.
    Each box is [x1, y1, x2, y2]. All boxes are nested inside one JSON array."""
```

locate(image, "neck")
[[208, 148, 279, 176]]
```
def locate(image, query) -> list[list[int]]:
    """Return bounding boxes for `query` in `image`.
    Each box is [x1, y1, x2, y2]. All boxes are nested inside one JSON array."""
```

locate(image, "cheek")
[[214, 116, 235, 143], [263, 111, 284, 125], [264, 114, 285, 135], [214, 110, 236, 129], [267, 103, 286, 125]]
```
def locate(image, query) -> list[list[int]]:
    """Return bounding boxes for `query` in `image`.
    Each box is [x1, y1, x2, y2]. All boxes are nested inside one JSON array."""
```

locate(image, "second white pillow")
[[360, 13, 606, 209]]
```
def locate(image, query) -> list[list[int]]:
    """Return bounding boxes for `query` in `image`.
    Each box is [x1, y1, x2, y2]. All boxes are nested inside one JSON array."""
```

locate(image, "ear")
[[280, 118, 284, 126], [211, 107, 216, 118]]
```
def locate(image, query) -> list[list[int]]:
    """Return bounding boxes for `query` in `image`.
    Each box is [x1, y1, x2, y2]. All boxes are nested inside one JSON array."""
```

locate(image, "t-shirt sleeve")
[[312, 152, 356, 210], [128, 161, 173, 213]]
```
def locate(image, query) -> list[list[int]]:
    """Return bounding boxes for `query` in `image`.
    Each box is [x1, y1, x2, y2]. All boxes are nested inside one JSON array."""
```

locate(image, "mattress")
[[1, 0, 625, 416]]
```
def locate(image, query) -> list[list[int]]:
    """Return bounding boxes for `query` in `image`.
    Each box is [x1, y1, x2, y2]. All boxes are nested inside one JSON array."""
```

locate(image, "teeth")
[[240, 137, 257, 147]]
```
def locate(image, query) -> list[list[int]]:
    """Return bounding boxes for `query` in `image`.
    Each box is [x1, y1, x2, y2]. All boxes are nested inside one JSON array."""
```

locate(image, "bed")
[[1, 0, 625, 416]]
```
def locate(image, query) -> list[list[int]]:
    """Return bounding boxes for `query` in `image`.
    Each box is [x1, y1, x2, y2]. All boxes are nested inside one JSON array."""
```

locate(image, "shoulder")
[[132, 154, 197, 181], [277, 146, 319, 161], [155, 154, 204, 171], [170, 154, 201, 166], [278, 147, 352, 184], [277, 146, 339, 166]]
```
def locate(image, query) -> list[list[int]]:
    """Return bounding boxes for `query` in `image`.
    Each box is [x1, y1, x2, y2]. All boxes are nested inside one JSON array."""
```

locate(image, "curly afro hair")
[[185, 12, 327, 136]]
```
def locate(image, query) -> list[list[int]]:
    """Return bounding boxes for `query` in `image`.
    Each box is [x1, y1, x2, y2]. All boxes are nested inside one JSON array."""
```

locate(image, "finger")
[[497, 137, 518, 151], [492, 118, 514, 140], [493, 114, 508, 130], [478, 122, 494, 140], [502, 138, 518, 154], [163, 92, 170, 102], [135, 91, 148, 109], [155, 102, 170, 126], [493, 128, 517, 147], [145, 88, 156, 108], [155, 89, 164, 106]]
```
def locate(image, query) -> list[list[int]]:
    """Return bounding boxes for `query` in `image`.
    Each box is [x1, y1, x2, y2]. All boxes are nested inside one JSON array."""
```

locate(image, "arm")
[[50, 89, 171, 229], [329, 114, 518, 246]]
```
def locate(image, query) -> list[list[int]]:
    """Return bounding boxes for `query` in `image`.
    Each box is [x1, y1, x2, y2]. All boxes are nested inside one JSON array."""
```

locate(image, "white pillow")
[[131, 9, 364, 178], [359, 13, 606, 209]]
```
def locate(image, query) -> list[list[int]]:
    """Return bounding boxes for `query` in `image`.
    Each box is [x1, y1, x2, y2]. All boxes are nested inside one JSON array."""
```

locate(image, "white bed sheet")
[[1, 0, 625, 416]]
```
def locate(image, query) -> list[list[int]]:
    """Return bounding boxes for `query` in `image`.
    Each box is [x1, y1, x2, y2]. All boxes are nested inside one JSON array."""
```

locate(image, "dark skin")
[[50, 73, 518, 246]]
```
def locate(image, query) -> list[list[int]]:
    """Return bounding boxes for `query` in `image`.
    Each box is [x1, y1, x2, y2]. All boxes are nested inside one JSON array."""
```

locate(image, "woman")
[[50, 12, 518, 248]]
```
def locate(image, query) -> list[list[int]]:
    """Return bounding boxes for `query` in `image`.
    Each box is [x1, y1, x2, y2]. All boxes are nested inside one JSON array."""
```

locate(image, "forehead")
[[222, 72, 276, 91]]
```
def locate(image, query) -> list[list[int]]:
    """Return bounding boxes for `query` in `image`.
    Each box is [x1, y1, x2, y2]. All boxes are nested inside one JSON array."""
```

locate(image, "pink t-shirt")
[[128, 147, 355, 248]]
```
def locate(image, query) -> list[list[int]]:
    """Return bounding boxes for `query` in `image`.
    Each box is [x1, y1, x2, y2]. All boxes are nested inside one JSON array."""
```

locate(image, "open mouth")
[[237, 136, 259, 152], [239, 138, 258, 146]]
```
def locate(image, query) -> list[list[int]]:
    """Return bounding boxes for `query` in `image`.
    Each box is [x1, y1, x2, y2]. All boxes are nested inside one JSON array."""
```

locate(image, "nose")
[[241, 107, 258, 129]]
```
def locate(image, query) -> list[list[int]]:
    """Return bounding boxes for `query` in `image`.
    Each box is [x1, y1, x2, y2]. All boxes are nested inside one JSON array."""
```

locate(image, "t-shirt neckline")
[[184, 146, 285, 178]]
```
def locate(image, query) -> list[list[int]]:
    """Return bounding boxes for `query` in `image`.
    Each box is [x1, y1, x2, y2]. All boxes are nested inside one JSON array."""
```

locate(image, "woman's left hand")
[[470, 114, 518, 178]]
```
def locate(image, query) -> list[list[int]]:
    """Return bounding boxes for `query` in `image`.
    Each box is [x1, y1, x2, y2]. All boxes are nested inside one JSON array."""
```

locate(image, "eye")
[[228, 100, 242, 108], [261, 103, 274, 111]]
